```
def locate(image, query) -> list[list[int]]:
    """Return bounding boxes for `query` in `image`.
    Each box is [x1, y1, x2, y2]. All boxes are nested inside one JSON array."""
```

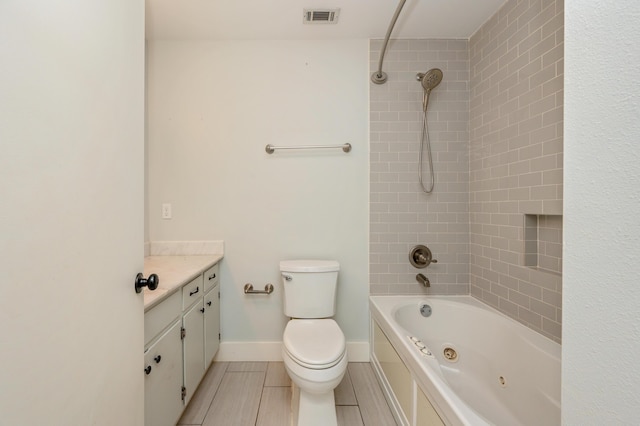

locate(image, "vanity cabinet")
[[203, 263, 220, 368], [144, 261, 221, 425], [144, 320, 183, 426], [182, 294, 205, 405]]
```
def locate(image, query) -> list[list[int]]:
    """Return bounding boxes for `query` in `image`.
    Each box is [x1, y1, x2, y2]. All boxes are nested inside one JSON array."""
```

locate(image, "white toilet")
[[280, 260, 347, 426]]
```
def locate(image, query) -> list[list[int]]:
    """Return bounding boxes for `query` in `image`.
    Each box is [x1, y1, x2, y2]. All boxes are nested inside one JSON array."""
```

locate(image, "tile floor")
[[177, 362, 397, 426]]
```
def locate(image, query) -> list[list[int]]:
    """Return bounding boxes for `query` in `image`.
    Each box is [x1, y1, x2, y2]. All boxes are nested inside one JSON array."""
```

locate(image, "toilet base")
[[291, 382, 337, 426]]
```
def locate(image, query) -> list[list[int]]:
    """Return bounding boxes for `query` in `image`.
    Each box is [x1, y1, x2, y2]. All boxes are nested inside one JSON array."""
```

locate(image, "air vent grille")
[[303, 9, 340, 24]]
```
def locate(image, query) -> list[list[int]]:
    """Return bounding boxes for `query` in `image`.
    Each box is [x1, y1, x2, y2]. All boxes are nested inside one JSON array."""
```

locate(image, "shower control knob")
[[409, 245, 437, 268]]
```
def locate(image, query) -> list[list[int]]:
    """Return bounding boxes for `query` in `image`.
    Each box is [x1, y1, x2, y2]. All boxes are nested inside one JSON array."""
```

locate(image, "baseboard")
[[214, 341, 370, 362], [345, 341, 370, 362], [215, 342, 283, 361]]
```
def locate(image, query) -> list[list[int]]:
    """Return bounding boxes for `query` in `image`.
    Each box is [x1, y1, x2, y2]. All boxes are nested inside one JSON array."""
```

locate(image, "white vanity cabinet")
[[203, 264, 220, 368], [182, 283, 205, 406], [144, 320, 183, 426], [143, 259, 222, 425], [144, 291, 183, 426]]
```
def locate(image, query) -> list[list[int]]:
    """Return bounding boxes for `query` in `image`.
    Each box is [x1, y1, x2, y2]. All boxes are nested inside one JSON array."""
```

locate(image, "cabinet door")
[[144, 320, 183, 426], [204, 285, 220, 367], [183, 300, 205, 405]]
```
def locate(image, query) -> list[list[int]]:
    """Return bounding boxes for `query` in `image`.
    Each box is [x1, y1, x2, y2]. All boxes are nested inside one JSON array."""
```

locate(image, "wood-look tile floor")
[[177, 362, 398, 426]]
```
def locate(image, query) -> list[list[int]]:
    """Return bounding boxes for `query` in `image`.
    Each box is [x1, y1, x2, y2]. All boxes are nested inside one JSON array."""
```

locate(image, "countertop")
[[143, 254, 223, 311]]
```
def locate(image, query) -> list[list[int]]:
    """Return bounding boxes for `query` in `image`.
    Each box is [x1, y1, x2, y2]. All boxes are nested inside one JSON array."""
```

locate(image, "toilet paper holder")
[[244, 283, 274, 295]]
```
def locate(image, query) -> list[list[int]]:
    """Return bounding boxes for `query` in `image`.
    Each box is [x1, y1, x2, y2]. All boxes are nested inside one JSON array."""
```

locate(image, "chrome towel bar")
[[244, 283, 274, 295], [265, 143, 351, 154]]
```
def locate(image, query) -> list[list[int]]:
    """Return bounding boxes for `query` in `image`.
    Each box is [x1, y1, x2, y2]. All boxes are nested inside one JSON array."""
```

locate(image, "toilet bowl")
[[282, 319, 347, 426]]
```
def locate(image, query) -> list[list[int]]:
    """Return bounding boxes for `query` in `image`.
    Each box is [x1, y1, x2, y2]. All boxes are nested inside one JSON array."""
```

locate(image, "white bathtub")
[[369, 296, 560, 426]]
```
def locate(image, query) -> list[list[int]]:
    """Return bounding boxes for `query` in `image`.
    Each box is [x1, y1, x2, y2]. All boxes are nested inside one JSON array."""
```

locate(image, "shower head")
[[417, 68, 443, 94]]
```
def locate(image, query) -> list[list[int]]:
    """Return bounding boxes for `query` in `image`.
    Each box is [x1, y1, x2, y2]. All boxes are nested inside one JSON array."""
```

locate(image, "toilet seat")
[[283, 319, 346, 370]]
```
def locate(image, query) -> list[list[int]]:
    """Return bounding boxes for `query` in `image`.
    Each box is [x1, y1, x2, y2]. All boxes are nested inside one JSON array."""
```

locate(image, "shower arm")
[[371, 0, 407, 85]]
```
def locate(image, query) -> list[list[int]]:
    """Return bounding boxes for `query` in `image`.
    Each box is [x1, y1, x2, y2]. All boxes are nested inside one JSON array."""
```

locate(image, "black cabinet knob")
[[154, 355, 161, 364], [200, 307, 205, 313], [207, 301, 212, 306], [144, 366, 152, 375], [135, 273, 159, 294]]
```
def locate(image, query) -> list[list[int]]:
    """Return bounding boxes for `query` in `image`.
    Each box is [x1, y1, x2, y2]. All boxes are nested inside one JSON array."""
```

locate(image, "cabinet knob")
[[154, 355, 161, 364], [207, 301, 212, 306], [144, 366, 152, 375], [189, 286, 200, 296], [200, 307, 205, 313], [135, 273, 159, 294]]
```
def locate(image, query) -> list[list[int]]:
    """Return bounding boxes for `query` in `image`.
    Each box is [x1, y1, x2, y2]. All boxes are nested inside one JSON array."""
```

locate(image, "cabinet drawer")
[[203, 263, 219, 293], [144, 291, 181, 348], [182, 275, 204, 310]]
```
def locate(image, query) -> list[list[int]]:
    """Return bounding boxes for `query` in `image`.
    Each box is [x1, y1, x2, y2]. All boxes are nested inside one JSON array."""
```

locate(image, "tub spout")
[[416, 273, 430, 287]]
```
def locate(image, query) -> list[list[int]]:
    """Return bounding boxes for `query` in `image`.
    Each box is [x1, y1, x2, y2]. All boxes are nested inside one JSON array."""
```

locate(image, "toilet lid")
[[283, 319, 346, 369]]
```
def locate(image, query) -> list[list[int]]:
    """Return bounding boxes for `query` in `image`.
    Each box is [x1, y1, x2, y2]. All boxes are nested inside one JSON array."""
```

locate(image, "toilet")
[[280, 260, 347, 426]]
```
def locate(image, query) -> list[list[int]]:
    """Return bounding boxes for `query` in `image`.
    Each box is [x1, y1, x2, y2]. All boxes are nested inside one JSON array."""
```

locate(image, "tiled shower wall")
[[469, 0, 564, 342], [369, 39, 470, 295], [369, 0, 564, 342]]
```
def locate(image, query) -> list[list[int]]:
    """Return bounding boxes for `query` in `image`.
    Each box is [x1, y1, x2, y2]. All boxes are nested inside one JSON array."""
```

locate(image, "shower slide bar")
[[265, 143, 352, 154]]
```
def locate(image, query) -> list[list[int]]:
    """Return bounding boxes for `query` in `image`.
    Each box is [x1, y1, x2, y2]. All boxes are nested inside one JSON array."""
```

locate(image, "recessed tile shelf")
[[524, 214, 563, 276]]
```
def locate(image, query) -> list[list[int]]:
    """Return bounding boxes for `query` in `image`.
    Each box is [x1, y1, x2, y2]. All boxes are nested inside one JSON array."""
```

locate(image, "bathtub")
[[369, 296, 560, 426]]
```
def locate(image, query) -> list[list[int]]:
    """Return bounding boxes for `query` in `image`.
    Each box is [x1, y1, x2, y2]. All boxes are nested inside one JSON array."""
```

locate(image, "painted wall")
[[564, 0, 640, 422], [369, 39, 470, 295], [468, 0, 564, 342], [146, 40, 370, 353]]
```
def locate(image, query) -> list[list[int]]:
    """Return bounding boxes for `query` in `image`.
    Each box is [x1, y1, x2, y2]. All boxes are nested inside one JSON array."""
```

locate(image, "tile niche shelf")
[[524, 214, 563, 276]]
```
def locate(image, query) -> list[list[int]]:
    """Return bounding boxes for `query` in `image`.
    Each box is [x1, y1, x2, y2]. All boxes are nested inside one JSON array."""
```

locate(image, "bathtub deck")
[[178, 362, 398, 426]]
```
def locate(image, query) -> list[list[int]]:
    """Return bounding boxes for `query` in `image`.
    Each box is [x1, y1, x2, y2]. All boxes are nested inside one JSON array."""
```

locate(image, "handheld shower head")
[[416, 68, 443, 194], [417, 68, 443, 94]]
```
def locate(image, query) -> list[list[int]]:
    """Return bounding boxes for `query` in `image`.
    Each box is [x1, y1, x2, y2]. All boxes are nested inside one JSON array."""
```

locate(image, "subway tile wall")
[[369, 39, 470, 296], [469, 0, 564, 342], [369, 0, 564, 342]]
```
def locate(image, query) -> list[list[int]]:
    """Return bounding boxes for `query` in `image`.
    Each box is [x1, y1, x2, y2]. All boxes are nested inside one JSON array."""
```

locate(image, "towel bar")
[[265, 143, 351, 154]]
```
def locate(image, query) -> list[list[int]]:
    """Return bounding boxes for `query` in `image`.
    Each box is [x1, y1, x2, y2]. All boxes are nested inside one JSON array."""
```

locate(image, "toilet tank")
[[280, 260, 340, 318]]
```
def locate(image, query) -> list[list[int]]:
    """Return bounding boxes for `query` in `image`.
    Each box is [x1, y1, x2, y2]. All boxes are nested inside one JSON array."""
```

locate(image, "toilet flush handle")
[[282, 274, 292, 281]]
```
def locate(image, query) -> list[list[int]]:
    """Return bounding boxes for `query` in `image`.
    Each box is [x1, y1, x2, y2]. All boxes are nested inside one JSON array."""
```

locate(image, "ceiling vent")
[[303, 9, 340, 24]]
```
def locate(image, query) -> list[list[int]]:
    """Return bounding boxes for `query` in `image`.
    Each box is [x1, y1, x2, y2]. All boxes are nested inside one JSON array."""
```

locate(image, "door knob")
[[135, 273, 159, 294]]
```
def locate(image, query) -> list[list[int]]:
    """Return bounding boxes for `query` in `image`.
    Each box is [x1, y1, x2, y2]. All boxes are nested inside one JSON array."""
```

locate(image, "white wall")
[[564, 0, 640, 423], [146, 40, 370, 350]]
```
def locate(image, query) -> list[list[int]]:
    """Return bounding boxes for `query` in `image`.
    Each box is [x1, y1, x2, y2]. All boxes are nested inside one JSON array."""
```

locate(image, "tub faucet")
[[416, 273, 430, 287]]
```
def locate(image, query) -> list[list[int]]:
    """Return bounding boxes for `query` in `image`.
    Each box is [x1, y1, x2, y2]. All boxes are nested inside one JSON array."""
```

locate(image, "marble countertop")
[[143, 254, 223, 311]]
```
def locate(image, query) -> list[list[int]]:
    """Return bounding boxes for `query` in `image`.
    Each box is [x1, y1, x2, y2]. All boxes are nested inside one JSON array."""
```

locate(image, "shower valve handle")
[[409, 245, 437, 268], [417, 254, 437, 264]]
